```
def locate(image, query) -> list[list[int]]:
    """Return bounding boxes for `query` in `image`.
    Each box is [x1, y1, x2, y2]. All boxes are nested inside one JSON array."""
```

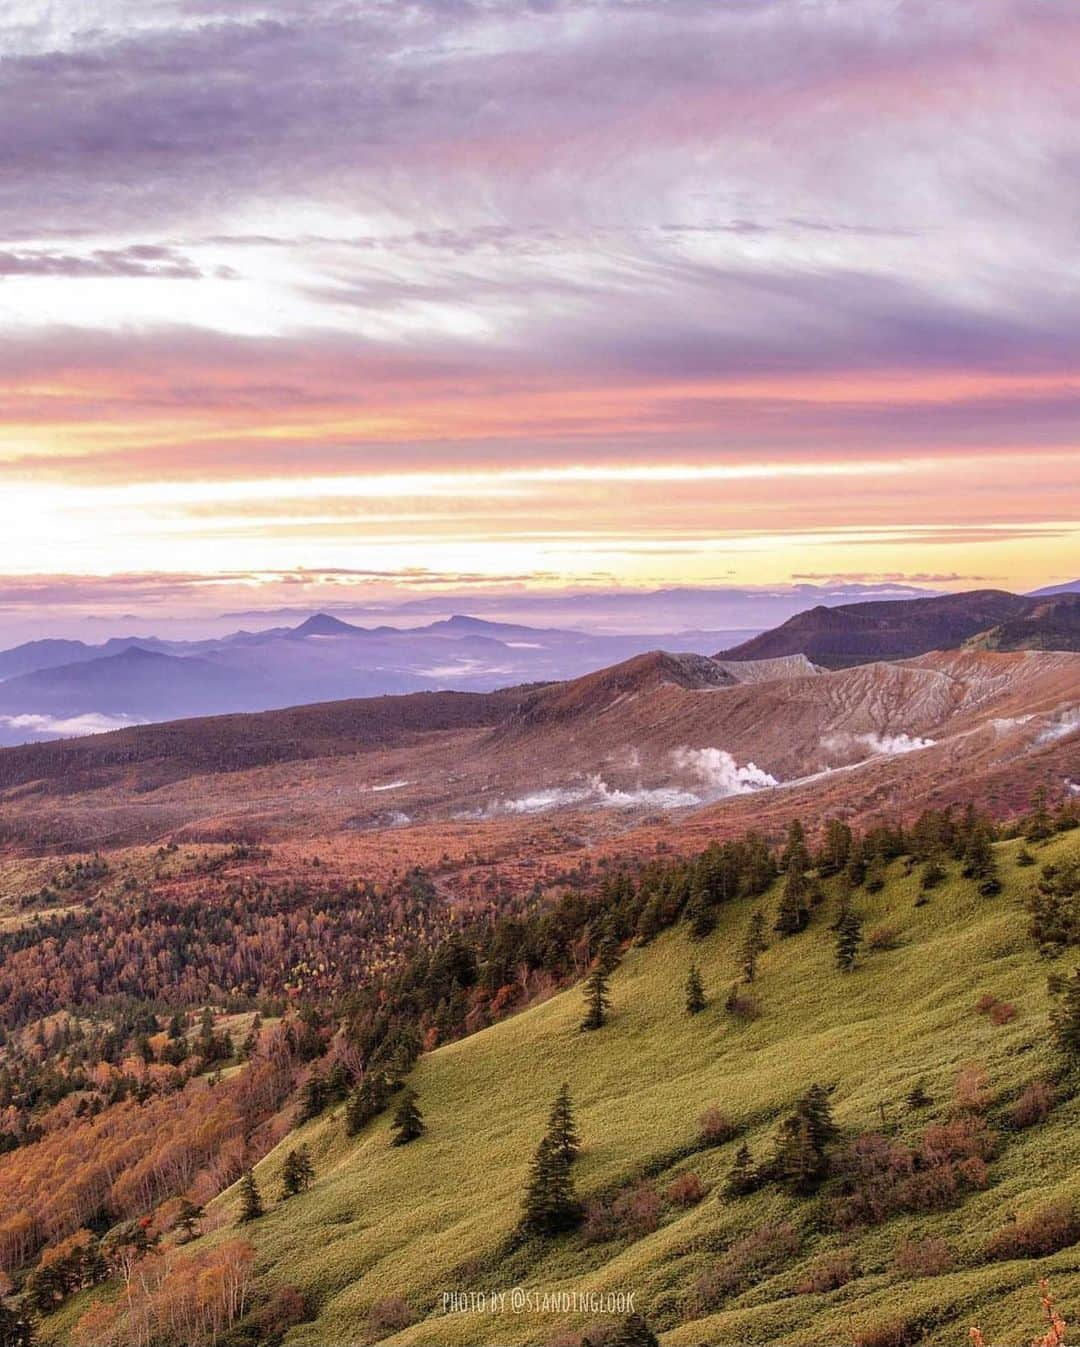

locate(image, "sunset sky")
[[2, 0, 1078, 630]]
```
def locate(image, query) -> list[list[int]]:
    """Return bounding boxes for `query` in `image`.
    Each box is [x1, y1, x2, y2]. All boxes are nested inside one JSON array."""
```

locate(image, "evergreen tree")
[[905, 1079, 932, 1110], [920, 852, 946, 891], [739, 909, 768, 982], [685, 963, 706, 1015], [963, 826, 1002, 896], [774, 861, 810, 936], [345, 1071, 390, 1136], [176, 1197, 203, 1242], [581, 959, 611, 1031], [1025, 787, 1054, 842], [610, 1313, 661, 1347], [772, 1084, 836, 1193], [390, 1087, 425, 1145], [835, 907, 862, 972], [1051, 966, 1080, 1061], [0, 1300, 34, 1347], [817, 818, 853, 877], [546, 1083, 580, 1164], [520, 1133, 581, 1235], [635, 891, 664, 944], [280, 1145, 315, 1198], [780, 819, 810, 873], [723, 1142, 757, 1197], [863, 852, 887, 893], [236, 1169, 264, 1224], [298, 1068, 328, 1122]]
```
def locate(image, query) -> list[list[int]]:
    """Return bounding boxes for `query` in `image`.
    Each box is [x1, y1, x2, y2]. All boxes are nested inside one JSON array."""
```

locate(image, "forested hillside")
[[20, 804, 1080, 1347]]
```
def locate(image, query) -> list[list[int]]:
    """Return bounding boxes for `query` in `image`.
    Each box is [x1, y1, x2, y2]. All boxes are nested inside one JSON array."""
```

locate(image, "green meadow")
[[48, 831, 1080, 1346]]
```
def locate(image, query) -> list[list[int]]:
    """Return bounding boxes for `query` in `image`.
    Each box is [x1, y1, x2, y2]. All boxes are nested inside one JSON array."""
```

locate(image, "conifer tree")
[[1051, 966, 1080, 1061], [863, 852, 887, 893], [740, 909, 768, 981], [723, 1142, 757, 1197], [610, 1313, 661, 1347], [390, 1087, 425, 1145], [521, 1133, 581, 1235], [177, 1197, 203, 1241], [835, 907, 862, 972], [0, 1300, 34, 1347], [280, 1145, 315, 1199], [906, 1079, 932, 1110], [780, 818, 810, 873], [546, 1083, 580, 1164], [774, 860, 810, 935], [817, 818, 853, 877], [685, 873, 717, 940], [236, 1169, 264, 1224], [920, 852, 946, 890], [772, 1084, 836, 1193], [685, 963, 706, 1015], [345, 1071, 390, 1136], [581, 959, 611, 1031], [1025, 787, 1054, 842], [963, 826, 1002, 896]]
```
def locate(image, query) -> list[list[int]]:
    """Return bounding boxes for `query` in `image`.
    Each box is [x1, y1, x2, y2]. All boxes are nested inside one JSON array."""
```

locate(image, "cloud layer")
[[1, 0, 1077, 610]]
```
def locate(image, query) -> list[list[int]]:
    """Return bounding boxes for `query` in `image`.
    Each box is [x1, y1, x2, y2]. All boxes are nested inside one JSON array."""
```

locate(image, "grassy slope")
[[49, 833, 1080, 1346]]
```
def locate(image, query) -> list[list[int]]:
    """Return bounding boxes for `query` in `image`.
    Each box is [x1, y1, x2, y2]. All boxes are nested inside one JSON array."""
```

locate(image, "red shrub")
[[891, 1235, 955, 1277], [851, 1319, 912, 1347], [612, 1182, 662, 1237], [365, 1296, 414, 1339], [696, 1222, 801, 1307], [666, 1171, 706, 1207], [985, 1204, 1080, 1261], [796, 1249, 860, 1294], [1009, 1081, 1055, 1129], [698, 1106, 737, 1145]]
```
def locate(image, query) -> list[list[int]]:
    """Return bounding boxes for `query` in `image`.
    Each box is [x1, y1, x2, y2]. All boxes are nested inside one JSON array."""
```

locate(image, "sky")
[[1, 0, 1078, 634]]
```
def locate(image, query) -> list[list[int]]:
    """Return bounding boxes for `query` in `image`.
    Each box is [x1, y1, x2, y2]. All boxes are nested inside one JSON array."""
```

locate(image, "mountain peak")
[[291, 613, 365, 638]]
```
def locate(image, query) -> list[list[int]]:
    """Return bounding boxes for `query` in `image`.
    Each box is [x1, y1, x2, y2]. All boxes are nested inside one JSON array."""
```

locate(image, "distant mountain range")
[[2, 587, 1077, 748], [718, 589, 1080, 668], [0, 613, 750, 746]]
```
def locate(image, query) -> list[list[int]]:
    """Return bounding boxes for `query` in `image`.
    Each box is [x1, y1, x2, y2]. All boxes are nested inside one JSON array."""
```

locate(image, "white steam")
[[822, 730, 935, 758], [490, 746, 777, 816], [1035, 709, 1080, 745]]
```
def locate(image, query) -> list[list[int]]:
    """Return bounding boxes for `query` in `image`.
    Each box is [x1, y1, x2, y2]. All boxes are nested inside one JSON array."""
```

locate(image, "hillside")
[[43, 829, 1080, 1347], [718, 591, 1049, 668], [965, 594, 1080, 653]]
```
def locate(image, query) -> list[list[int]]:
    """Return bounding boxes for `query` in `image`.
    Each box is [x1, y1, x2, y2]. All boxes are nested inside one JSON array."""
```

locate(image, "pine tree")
[[1051, 966, 1080, 1061], [581, 959, 611, 1031], [610, 1313, 661, 1347], [963, 826, 1002, 896], [280, 1145, 315, 1199], [345, 1071, 390, 1136], [1025, 787, 1054, 842], [520, 1133, 581, 1235], [546, 1083, 580, 1164], [817, 818, 853, 877], [739, 909, 768, 981], [774, 861, 810, 935], [772, 1084, 836, 1193], [176, 1197, 203, 1241], [920, 852, 946, 891], [835, 907, 862, 972], [685, 963, 706, 1015], [863, 852, 887, 893], [723, 1142, 757, 1197], [906, 1079, 932, 1110], [685, 873, 717, 940], [390, 1087, 425, 1145], [780, 818, 809, 873], [236, 1169, 264, 1224], [0, 1300, 34, 1347]]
